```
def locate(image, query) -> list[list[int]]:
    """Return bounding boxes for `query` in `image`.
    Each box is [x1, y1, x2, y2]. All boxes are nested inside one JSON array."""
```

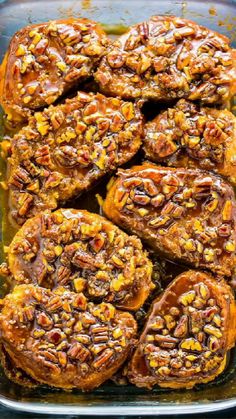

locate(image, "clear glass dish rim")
[[1, 396, 236, 415]]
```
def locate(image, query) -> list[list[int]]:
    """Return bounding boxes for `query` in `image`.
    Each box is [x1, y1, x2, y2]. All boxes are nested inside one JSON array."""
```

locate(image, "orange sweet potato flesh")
[[0, 285, 137, 391], [8, 209, 154, 311], [128, 270, 236, 389], [103, 163, 236, 277], [95, 16, 236, 104], [144, 99, 236, 186], [0, 18, 109, 122], [7, 91, 143, 226]]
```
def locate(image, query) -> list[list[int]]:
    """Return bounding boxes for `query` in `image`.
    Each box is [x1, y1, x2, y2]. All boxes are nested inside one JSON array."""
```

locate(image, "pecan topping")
[[128, 270, 236, 389], [0, 18, 110, 121], [8, 91, 143, 225], [95, 16, 236, 104], [103, 164, 236, 277], [0, 284, 137, 391], [144, 99, 236, 186], [8, 209, 153, 311]]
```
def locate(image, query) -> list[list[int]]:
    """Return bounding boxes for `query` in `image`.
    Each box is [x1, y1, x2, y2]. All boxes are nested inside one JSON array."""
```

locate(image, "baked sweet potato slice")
[[0, 284, 137, 390], [128, 270, 236, 389], [144, 100, 236, 186], [7, 91, 143, 225], [0, 18, 109, 121], [8, 209, 154, 311], [95, 16, 236, 104], [103, 164, 236, 277]]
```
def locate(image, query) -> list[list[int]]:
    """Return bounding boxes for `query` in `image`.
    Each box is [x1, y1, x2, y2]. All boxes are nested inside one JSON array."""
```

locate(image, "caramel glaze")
[[95, 16, 236, 104], [103, 163, 236, 277], [0, 18, 109, 122], [8, 209, 154, 311], [128, 270, 236, 389], [144, 99, 236, 186], [0, 284, 137, 391]]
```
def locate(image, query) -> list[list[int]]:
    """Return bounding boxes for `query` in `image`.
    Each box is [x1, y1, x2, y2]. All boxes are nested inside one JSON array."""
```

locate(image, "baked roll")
[[0, 19, 109, 121], [103, 164, 236, 277], [7, 91, 143, 225], [8, 209, 154, 311], [95, 16, 236, 104], [128, 270, 236, 389], [0, 284, 137, 390], [144, 100, 236, 185]]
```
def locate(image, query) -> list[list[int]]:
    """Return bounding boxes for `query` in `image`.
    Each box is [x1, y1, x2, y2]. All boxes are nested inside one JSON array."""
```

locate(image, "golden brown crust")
[[144, 99, 236, 185], [0, 18, 109, 121], [95, 16, 236, 104], [128, 270, 236, 389], [0, 284, 137, 391], [7, 91, 143, 225], [8, 209, 154, 311], [103, 163, 236, 277]]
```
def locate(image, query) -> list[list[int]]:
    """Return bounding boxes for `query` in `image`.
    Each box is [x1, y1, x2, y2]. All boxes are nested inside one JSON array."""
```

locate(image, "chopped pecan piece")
[[8, 209, 153, 310], [0, 284, 137, 390], [103, 163, 236, 276], [95, 16, 236, 104], [0, 18, 109, 121], [128, 270, 236, 389], [144, 99, 236, 186]]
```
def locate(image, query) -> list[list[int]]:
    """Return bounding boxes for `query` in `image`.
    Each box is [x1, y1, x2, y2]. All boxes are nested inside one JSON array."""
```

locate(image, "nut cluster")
[[103, 164, 236, 277], [144, 99, 236, 185], [144, 284, 224, 379], [0, 284, 137, 390], [128, 271, 236, 389], [95, 16, 236, 103], [0, 18, 109, 121], [8, 209, 153, 310], [8, 91, 143, 225]]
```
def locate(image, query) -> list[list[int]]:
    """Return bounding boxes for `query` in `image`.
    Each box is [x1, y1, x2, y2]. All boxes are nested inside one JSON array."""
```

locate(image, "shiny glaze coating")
[[128, 270, 236, 389], [95, 16, 236, 103], [8, 209, 154, 311], [0, 284, 137, 390], [103, 163, 236, 277], [144, 99, 236, 185], [8, 91, 143, 225], [0, 18, 109, 121]]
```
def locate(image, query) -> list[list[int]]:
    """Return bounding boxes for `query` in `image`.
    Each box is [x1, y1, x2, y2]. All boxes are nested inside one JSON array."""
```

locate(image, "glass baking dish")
[[1, 0, 236, 414]]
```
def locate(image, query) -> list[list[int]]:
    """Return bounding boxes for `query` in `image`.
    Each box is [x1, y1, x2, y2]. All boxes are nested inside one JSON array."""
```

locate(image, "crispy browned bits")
[[95, 16, 236, 104], [7, 91, 143, 226], [8, 209, 154, 311], [144, 100, 236, 186], [0, 284, 137, 390], [103, 163, 236, 277], [0, 18, 109, 122], [128, 270, 236, 389]]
